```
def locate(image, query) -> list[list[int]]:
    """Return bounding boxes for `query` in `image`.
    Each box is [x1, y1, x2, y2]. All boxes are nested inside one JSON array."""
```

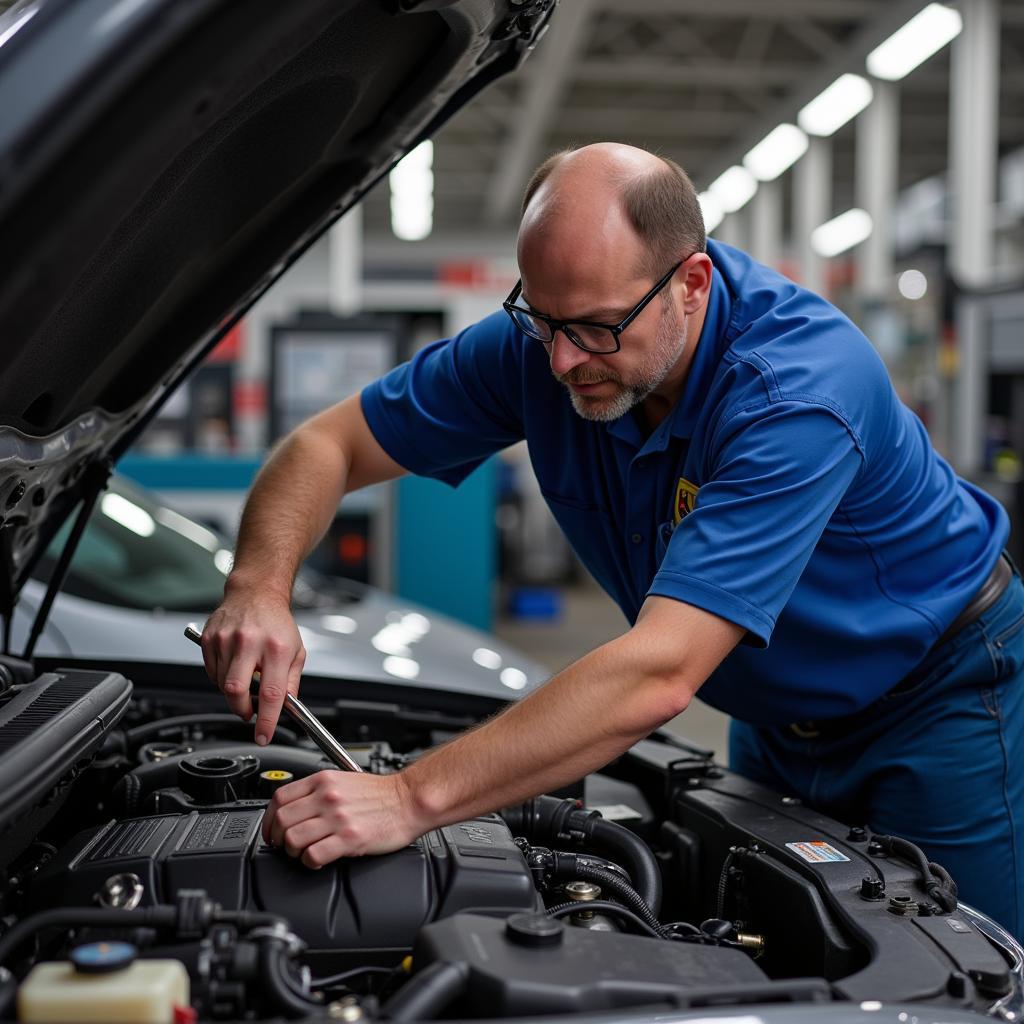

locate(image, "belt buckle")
[[789, 721, 821, 739]]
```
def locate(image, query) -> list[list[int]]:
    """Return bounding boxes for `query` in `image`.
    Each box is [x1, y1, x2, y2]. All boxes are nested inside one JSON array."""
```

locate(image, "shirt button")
[[631, 533, 643, 544]]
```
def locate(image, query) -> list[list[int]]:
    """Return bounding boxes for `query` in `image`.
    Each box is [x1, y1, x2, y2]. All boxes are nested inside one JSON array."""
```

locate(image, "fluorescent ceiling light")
[[708, 165, 757, 213], [390, 140, 434, 241], [698, 191, 724, 233], [866, 3, 962, 81], [798, 74, 874, 137], [743, 124, 808, 181], [811, 208, 873, 257]]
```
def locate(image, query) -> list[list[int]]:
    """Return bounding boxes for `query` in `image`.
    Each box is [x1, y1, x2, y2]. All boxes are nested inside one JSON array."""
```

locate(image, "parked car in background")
[[14, 475, 547, 701]]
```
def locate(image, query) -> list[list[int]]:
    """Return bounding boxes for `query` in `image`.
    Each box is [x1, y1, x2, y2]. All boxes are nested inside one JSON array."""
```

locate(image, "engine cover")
[[30, 809, 541, 959]]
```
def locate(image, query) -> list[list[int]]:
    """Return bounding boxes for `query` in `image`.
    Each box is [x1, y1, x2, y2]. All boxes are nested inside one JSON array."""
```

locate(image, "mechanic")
[[202, 142, 1024, 937]]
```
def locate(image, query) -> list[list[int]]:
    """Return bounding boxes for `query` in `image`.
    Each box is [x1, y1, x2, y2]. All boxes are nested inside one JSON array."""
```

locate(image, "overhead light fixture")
[[811, 208, 873, 257], [698, 191, 724, 233], [866, 3, 962, 81], [708, 165, 757, 213], [798, 74, 874, 136], [390, 140, 434, 241], [742, 124, 808, 181]]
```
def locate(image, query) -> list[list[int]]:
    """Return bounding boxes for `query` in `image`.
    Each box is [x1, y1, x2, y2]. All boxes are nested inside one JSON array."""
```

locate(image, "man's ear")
[[679, 252, 713, 314]]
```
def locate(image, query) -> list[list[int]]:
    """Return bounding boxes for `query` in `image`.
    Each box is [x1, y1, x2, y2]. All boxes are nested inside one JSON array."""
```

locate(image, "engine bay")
[[0, 664, 1022, 1023]]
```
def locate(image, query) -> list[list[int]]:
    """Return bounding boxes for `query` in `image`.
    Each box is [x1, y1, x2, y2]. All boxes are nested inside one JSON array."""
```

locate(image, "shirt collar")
[[606, 259, 731, 450]]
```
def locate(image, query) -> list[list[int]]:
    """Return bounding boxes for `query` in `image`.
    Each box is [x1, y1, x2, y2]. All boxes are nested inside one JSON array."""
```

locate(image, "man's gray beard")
[[562, 301, 686, 423]]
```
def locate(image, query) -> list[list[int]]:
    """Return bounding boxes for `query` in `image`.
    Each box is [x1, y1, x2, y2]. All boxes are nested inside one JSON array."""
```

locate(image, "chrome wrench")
[[184, 624, 363, 773]]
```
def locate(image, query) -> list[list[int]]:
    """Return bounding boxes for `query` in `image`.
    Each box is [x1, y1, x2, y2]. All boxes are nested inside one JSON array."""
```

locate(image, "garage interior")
[[109, 0, 1024, 762]]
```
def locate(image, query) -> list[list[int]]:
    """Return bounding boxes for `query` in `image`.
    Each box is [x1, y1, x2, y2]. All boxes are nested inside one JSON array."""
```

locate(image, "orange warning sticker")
[[785, 841, 850, 863]]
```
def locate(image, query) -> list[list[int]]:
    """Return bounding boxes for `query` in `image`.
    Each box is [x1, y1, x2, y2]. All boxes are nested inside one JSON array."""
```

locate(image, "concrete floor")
[[494, 578, 732, 764]]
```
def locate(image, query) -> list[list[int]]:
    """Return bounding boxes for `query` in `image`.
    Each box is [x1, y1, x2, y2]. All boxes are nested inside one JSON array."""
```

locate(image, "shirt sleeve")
[[647, 401, 864, 645], [360, 311, 525, 487]]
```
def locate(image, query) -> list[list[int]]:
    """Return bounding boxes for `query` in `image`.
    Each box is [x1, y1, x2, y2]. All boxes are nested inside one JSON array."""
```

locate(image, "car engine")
[[0, 664, 1022, 1023]]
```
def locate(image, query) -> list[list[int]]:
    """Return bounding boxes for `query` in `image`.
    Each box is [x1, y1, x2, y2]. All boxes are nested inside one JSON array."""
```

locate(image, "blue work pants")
[[730, 572, 1024, 939]]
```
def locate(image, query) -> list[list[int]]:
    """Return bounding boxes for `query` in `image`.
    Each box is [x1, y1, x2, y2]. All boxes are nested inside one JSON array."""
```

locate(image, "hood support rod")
[[22, 463, 110, 661], [0, 525, 16, 655]]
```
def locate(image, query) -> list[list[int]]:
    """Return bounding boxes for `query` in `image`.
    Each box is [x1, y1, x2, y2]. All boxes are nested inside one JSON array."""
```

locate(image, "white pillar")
[[715, 208, 748, 251], [794, 136, 831, 297], [949, 0, 1000, 289], [750, 180, 783, 270], [950, 0, 1000, 473], [855, 79, 899, 304], [328, 205, 363, 315]]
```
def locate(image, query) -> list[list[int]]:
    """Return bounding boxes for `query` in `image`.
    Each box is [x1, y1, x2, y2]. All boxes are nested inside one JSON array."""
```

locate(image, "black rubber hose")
[[0, 906, 177, 966], [586, 816, 662, 916], [0, 904, 287, 969], [545, 899, 663, 939], [258, 940, 322, 1019], [502, 796, 663, 915], [872, 834, 958, 912], [548, 857, 664, 935], [380, 961, 469, 1022]]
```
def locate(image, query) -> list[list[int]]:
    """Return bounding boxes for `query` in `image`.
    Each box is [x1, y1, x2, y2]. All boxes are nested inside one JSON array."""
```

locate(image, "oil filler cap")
[[505, 913, 564, 948], [70, 941, 137, 974]]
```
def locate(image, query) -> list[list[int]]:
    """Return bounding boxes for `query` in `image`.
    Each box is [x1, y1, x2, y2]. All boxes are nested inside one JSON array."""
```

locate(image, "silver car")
[[14, 475, 547, 702]]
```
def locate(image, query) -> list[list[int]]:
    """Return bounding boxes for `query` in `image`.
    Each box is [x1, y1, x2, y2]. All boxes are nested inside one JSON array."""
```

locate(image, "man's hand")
[[262, 770, 424, 867], [201, 593, 306, 745]]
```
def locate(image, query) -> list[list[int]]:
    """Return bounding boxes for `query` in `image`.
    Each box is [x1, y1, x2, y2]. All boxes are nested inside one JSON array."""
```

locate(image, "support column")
[[750, 179, 783, 270], [950, 0, 999, 474], [328, 205, 363, 315], [793, 136, 831, 297], [715, 208, 749, 251], [855, 79, 898, 303]]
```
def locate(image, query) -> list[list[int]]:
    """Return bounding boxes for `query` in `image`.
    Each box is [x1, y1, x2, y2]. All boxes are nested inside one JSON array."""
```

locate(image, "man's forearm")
[[228, 426, 350, 601], [399, 627, 695, 828]]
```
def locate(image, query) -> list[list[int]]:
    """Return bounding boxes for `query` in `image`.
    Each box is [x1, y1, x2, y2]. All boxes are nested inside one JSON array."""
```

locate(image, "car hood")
[[15, 577, 550, 702], [0, 0, 553, 612]]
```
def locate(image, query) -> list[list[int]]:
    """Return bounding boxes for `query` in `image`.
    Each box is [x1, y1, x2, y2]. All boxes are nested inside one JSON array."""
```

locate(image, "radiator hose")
[[502, 796, 662, 915]]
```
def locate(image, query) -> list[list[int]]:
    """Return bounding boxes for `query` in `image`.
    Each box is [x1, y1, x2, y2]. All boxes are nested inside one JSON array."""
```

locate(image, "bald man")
[[202, 143, 1024, 936]]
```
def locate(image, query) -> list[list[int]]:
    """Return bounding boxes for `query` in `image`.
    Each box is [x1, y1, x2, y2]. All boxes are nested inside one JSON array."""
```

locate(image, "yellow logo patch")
[[674, 478, 699, 525]]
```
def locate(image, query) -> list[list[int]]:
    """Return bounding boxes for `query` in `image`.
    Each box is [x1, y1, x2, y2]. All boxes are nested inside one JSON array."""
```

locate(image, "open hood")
[[0, 0, 554, 613]]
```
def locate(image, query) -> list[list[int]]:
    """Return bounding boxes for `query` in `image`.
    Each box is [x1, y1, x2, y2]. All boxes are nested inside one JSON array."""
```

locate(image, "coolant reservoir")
[[18, 942, 190, 1023]]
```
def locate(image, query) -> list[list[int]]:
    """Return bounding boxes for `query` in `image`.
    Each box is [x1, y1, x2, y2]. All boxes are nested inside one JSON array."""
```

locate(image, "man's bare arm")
[[202, 395, 407, 742], [261, 597, 744, 865]]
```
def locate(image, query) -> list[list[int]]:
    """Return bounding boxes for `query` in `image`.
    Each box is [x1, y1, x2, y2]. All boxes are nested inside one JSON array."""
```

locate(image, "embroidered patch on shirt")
[[674, 477, 700, 524]]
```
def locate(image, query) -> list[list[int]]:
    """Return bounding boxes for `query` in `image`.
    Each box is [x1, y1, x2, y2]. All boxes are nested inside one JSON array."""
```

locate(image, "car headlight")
[[960, 903, 1024, 1020]]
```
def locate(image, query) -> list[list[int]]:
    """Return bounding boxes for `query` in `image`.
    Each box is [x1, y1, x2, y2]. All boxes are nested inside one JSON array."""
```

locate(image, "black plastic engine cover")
[[412, 913, 828, 1017], [30, 810, 540, 958], [663, 767, 1012, 1009]]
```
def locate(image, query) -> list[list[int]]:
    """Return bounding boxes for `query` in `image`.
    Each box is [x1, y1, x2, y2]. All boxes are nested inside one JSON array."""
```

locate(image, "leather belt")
[[932, 552, 1012, 649], [788, 553, 1014, 740]]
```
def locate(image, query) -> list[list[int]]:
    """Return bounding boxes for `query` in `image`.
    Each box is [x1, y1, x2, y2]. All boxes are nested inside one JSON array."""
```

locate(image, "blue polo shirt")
[[361, 240, 1008, 725]]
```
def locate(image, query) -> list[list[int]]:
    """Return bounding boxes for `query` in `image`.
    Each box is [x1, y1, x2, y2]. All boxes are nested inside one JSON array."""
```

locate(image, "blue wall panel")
[[395, 462, 496, 632]]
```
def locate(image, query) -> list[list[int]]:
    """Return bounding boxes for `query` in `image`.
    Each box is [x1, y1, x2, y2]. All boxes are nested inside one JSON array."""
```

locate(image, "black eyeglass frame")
[[502, 259, 684, 354]]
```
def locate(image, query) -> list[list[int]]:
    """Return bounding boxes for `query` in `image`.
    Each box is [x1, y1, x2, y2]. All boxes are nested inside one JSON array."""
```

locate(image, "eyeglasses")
[[502, 260, 683, 355]]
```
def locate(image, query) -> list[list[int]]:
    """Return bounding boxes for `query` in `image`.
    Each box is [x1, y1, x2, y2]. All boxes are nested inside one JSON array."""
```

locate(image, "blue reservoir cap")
[[70, 941, 137, 974]]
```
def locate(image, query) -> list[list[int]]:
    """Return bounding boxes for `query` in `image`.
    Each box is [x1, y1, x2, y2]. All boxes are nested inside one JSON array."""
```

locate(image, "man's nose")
[[548, 330, 591, 376]]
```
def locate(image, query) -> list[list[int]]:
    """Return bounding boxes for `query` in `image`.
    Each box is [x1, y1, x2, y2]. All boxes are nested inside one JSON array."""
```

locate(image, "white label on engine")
[[591, 804, 643, 822], [785, 841, 850, 863]]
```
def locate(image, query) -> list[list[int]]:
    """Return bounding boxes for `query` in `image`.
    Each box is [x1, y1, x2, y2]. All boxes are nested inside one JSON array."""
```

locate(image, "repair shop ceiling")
[[357, 0, 1024, 239]]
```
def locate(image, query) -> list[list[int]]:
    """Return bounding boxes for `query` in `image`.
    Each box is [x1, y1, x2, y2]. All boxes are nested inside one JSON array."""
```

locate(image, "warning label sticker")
[[785, 841, 851, 863]]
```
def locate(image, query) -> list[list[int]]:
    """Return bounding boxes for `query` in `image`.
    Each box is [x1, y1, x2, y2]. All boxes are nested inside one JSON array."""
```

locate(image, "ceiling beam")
[[593, 0, 888, 19], [573, 59, 810, 87], [701, 0, 939, 186], [483, 0, 596, 225]]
